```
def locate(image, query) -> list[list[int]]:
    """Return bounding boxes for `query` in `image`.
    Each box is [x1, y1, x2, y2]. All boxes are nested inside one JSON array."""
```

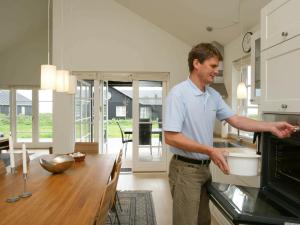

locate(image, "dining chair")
[[116, 121, 132, 158], [109, 157, 122, 225], [74, 142, 99, 154], [158, 118, 163, 155], [139, 122, 153, 155], [95, 173, 118, 225]]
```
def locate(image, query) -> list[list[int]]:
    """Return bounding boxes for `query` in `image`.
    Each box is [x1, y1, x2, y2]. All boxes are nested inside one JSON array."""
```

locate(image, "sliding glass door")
[[74, 72, 169, 172], [132, 80, 167, 171]]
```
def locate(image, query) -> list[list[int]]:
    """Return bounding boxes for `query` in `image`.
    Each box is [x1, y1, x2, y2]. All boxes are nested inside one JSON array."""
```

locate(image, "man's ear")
[[193, 59, 201, 70]]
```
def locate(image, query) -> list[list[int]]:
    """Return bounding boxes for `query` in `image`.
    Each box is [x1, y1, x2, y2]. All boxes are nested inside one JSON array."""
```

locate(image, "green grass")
[[0, 113, 53, 138], [0, 113, 159, 139], [107, 119, 159, 138]]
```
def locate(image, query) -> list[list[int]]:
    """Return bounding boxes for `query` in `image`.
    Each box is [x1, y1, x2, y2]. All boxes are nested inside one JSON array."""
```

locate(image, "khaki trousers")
[[168, 156, 212, 225]]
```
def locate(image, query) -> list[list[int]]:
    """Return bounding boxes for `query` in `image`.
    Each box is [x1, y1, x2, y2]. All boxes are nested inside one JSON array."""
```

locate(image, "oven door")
[[208, 182, 300, 225]]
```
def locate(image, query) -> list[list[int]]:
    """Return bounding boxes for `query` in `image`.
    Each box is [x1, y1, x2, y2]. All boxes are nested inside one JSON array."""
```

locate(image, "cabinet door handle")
[[281, 32, 288, 37], [281, 104, 288, 109]]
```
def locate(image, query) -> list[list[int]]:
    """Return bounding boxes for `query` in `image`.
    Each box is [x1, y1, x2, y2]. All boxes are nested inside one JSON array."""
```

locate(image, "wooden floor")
[[118, 172, 219, 225]]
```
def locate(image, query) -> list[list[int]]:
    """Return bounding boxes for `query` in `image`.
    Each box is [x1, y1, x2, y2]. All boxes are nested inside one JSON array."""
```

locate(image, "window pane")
[[39, 90, 53, 142], [247, 65, 251, 85], [16, 90, 32, 142], [138, 81, 163, 162], [0, 90, 10, 137], [75, 80, 93, 142], [247, 108, 259, 120]]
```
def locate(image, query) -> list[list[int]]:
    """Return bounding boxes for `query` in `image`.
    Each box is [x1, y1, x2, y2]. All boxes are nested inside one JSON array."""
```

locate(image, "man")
[[163, 43, 295, 225]]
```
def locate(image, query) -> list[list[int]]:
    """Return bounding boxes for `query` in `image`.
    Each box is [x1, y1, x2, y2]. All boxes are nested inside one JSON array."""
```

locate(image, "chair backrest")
[[110, 149, 123, 181], [116, 121, 125, 143], [95, 174, 118, 225], [158, 119, 162, 142], [0, 159, 6, 175], [139, 122, 152, 145], [110, 159, 122, 208], [74, 142, 98, 154]]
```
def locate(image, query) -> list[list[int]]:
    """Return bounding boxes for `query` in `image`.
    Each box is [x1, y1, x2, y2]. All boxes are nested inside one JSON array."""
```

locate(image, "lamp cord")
[[60, 0, 64, 70], [47, 0, 50, 64], [239, 0, 243, 83]]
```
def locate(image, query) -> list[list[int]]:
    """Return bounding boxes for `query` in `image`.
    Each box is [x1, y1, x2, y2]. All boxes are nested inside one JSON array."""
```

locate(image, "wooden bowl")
[[69, 153, 86, 162]]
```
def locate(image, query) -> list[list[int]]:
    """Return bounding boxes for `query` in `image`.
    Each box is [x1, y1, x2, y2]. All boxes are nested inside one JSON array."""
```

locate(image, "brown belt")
[[174, 155, 211, 166]]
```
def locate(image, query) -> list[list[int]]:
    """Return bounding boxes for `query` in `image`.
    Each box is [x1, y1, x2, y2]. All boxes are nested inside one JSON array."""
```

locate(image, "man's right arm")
[[164, 131, 230, 174]]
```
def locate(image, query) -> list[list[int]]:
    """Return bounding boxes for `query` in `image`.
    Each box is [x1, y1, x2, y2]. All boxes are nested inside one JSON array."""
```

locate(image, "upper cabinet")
[[261, 35, 300, 112], [250, 31, 261, 105], [261, 0, 300, 51], [261, 0, 300, 113]]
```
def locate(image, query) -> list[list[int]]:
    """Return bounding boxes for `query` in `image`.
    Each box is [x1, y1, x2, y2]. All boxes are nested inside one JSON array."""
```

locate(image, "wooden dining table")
[[0, 154, 116, 225]]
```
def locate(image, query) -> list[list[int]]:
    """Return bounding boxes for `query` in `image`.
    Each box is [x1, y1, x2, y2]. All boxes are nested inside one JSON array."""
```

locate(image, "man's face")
[[193, 57, 220, 84]]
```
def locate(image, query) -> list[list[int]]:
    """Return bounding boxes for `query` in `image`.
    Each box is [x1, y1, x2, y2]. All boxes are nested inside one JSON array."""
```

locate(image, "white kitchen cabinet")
[[261, 0, 300, 50], [250, 31, 261, 105], [210, 202, 232, 225], [261, 34, 300, 113]]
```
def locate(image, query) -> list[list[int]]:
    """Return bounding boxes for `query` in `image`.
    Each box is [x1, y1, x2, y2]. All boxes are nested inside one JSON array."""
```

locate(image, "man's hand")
[[209, 148, 230, 175], [269, 122, 295, 138]]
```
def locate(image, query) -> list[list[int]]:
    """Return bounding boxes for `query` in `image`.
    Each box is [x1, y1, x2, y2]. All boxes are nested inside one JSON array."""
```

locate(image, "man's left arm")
[[226, 115, 295, 138]]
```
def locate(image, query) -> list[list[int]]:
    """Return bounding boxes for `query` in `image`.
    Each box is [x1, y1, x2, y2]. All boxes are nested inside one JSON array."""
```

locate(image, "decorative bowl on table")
[[40, 154, 75, 174], [69, 152, 86, 162]]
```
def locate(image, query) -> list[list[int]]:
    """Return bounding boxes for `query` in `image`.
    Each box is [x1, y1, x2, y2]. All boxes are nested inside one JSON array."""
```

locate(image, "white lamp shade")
[[68, 75, 77, 94], [41, 65, 56, 90], [237, 82, 247, 99], [56, 70, 70, 92]]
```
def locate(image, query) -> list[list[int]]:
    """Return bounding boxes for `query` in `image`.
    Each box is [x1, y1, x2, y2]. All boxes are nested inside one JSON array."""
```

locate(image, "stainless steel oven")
[[208, 113, 300, 225]]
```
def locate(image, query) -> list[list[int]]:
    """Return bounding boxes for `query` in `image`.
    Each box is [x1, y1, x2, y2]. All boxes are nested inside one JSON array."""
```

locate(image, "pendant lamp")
[[41, 0, 56, 90], [237, 81, 247, 99], [68, 75, 77, 94], [56, 70, 70, 92], [236, 0, 247, 100], [56, 0, 70, 93]]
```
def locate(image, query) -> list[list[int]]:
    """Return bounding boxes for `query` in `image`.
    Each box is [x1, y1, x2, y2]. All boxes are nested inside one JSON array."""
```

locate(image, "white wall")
[[213, 25, 260, 136], [0, 29, 47, 87], [52, 0, 190, 153]]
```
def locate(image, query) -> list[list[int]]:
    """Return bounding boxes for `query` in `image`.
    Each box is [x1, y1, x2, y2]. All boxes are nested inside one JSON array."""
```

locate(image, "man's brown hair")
[[188, 43, 223, 72]]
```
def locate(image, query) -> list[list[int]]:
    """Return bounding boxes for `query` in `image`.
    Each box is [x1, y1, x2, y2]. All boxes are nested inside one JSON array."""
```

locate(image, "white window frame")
[[116, 105, 126, 117], [231, 58, 259, 139]]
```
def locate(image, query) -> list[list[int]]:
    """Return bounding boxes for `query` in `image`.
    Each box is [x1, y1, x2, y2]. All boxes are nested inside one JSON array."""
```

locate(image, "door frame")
[[75, 72, 170, 172]]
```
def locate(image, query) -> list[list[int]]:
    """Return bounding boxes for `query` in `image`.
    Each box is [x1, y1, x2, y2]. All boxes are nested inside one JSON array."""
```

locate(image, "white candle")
[[9, 136, 15, 168], [22, 143, 27, 174]]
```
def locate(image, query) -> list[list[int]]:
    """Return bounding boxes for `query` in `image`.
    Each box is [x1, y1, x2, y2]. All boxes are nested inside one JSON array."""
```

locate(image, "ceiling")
[[115, 0, 271, 45], [0, 0, 47, 53], [0, 0, 271, 54]]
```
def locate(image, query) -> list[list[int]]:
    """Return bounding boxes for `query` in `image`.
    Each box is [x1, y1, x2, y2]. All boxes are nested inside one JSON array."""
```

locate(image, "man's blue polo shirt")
[[163, 78, 235, 160]]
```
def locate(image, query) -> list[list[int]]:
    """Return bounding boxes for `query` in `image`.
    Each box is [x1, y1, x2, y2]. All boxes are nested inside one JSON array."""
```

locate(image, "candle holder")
[[6, 167, 20, 203], [20, 173, 32, 198]]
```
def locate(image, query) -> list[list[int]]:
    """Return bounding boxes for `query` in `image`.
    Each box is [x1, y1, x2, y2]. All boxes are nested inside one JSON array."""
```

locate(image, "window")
[[75, 80, 93, 142], [39, 90, 53, 142], [0, 90, 10, 137], [16, 90, 32, 142], [140, 106, 151, 119], [116, 106, 126, 117], [233, 61, 259, 139]]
